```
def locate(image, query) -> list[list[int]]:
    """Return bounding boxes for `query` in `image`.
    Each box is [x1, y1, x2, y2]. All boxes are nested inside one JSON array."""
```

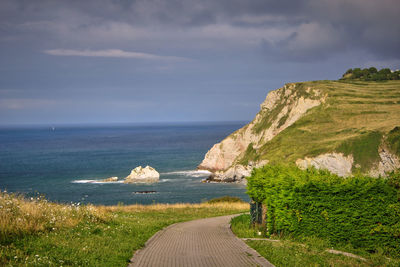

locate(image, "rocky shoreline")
[[200, 160, 268, 184], [197, 82, 400, 182]]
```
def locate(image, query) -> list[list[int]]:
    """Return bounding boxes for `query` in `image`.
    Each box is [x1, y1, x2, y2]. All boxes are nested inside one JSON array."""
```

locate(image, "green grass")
[[252, 109, 273, 134], [0, 192, 248, 266], [277, 113, 289, 128], [239, 143, 258, 165], [230, 212, 264, 238], [231, 214, 400, 267], [387, 127, 400, 157], [336, 131, 383, 171], [236, 80, 400, 173], [3, 209, 243, 266]]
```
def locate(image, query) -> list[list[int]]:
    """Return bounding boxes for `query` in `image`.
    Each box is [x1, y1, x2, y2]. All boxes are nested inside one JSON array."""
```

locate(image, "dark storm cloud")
[[1, 0, 399, 61], [0, 0, 399, 124]]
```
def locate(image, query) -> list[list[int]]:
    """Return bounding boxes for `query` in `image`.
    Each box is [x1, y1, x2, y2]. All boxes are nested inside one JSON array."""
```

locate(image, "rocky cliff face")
[[198, 83, 325, 182], [296, 153, 354, 177], [198, 80, 400, 182], [369, 146, 400, 177]]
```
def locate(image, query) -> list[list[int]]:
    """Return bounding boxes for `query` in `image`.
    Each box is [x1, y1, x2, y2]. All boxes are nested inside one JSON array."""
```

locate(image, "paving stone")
[[129, 215, 274, 267]]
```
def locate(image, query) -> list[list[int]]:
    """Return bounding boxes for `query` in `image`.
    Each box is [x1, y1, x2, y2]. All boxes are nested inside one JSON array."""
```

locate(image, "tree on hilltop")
[[341, 67, 399, 81]]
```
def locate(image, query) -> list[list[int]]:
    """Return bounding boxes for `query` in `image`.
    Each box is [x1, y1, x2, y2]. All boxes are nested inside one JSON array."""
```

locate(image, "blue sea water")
[[0, 122, 249, 205]]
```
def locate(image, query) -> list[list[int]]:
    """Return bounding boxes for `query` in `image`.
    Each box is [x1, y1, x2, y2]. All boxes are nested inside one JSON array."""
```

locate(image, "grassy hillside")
[[231, 214, 400, 267], [0, 191, 248, 266], [247, 80, 400, 172]]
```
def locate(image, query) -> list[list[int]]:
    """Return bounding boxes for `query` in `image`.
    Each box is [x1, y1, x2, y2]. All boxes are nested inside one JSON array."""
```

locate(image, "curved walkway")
[[129, 214, 274, 267]]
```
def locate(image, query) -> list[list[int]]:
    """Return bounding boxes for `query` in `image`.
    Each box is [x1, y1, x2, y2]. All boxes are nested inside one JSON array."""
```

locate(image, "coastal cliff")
[[198, 80, 400, 182]]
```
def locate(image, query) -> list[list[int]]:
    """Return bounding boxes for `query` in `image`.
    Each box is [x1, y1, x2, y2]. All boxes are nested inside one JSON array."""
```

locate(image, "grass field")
[[0, 191, 248, 266], [231, 214, 400, 267], [253, 80, 400, 172]]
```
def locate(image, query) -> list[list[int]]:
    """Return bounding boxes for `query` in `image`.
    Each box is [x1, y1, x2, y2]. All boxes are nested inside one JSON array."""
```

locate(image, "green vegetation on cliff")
[[239, 143, 259, 165], [388, 126, 400, 156], [246, 80, 400, 173]]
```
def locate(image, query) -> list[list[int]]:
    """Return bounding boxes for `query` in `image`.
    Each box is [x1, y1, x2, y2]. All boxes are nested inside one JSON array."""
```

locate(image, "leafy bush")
[[247, 165, 400, 257], [388, 171, 400, 191], [341, 67, 400, 81]]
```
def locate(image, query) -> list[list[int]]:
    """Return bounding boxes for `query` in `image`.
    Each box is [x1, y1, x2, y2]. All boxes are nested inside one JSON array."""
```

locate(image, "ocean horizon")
[[0, 121, 250, 205]]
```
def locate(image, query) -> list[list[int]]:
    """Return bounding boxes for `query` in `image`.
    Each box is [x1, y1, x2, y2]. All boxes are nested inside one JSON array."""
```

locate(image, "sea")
[[0, 122, 250, 205]]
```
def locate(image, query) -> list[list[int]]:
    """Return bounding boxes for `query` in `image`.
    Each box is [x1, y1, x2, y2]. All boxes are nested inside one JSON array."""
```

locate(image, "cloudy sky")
[[0, 0, 399, 125]]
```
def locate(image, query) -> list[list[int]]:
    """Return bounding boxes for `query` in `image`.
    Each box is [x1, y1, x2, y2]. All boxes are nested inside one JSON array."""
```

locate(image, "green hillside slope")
[[246, 80, 400, 173]]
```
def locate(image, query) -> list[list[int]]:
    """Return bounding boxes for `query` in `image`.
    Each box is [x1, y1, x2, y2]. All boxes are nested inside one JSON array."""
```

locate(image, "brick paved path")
[[129, 214, 274, 267]]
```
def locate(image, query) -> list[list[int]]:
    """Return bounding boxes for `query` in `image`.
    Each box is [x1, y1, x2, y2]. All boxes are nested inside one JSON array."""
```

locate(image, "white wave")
[[162, 170, 212, 177], [71, 179, 124, 184], [132, 191, 158, 194]]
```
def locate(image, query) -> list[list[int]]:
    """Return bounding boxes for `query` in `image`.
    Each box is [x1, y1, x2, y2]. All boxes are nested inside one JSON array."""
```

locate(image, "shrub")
[[388, 171, 400, 191], [369, 67, 378, 74], [351, 68, 362, 78], [247, 165, 400, 257], [341, 67, 399, 81]]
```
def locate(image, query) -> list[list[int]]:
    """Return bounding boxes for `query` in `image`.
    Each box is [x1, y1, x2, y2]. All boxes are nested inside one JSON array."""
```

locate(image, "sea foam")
[[71, 179, 124, 184], [72, 170, 211, 184], [161, 170, 211, 177]]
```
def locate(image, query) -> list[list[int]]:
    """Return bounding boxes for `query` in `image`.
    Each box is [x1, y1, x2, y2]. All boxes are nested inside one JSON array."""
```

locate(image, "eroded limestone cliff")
[[198, 83, 325, 182], [198, 80, 400, 182]]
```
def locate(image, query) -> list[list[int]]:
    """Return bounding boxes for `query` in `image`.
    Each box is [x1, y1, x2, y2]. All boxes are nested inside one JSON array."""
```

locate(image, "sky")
[[0, 0, 399, 125]]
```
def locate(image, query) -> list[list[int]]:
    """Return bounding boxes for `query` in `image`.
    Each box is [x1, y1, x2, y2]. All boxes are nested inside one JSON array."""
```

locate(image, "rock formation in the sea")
[[124, 166, 160, 183], [100, 177, 119, 182], [198, 80, 400, 181]]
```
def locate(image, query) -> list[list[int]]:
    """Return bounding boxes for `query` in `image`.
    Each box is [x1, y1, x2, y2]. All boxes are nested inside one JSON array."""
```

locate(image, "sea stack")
[[124, 166, 160, 183]]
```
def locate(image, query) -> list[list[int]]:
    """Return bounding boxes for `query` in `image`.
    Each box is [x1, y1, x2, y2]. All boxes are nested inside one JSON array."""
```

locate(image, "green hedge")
[[247, 165, 400, 256]]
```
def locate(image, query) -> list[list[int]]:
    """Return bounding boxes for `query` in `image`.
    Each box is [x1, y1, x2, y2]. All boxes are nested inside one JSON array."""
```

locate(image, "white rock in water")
[[124, 166, 160, 183]]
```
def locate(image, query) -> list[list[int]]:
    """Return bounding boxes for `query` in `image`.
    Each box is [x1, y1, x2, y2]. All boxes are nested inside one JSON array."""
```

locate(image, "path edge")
[[128, 214, 275, 267], [128, 222, 180, 266], [229, 215, 275, 267]]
